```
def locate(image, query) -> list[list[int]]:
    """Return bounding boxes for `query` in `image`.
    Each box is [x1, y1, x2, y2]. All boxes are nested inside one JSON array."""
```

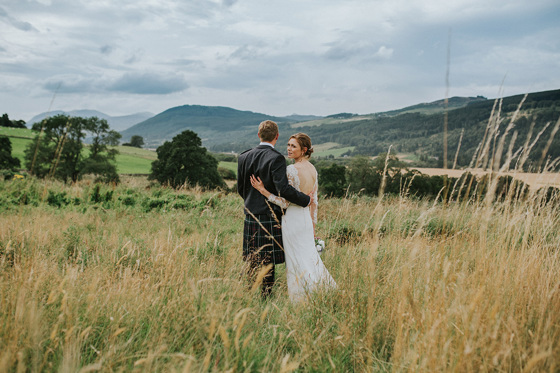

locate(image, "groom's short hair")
[[258, 120, 278, 142]]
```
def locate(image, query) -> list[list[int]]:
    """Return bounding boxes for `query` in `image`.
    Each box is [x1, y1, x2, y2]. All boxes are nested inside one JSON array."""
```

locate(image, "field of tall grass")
[[1, 174, 559, 372]]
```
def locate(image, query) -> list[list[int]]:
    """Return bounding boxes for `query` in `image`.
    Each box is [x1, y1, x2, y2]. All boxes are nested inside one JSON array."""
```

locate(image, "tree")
[[0, 113, 26, 128], [129, 135, 144, 148], [0, 136, 21, 170], [318, 163, 347, 197], [80, 117, 121, 183], [373, 152, 407, 194], [25, 115, 87, 181], [149, 130, 225, 189], [24, 115, 120, 183], [346, 156, 380, 195], [123, 135, 144, 148]]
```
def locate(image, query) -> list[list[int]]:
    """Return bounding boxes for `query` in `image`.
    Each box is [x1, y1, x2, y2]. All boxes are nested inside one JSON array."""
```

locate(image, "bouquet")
[[315, 237, 325, 253]]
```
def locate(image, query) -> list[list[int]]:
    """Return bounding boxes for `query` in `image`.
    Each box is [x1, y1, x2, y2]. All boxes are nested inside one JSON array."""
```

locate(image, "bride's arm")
[[250, 175, 290, 209], [309, 173, 318, 233]]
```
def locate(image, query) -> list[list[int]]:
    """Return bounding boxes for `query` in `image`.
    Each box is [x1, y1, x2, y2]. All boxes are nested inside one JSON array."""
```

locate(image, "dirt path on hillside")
[[411, 168, 560, 190]]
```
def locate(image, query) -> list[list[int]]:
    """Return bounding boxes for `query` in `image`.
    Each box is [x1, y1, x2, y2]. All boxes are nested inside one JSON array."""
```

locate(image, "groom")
[[237, 120, 311, 297]]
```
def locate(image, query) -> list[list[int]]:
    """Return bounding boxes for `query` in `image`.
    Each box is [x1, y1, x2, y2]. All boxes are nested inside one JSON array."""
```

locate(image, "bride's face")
[[287, 138, 305, 160]]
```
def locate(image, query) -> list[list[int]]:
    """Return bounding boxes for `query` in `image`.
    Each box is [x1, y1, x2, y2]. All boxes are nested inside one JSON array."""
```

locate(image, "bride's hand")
[[250, 175, 270, 197]]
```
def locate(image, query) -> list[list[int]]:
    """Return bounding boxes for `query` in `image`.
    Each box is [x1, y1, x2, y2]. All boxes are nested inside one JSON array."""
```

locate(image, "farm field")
[[291, 115, 373, 128], [0, 127, 35, 138], [0, 176, 558, 371], [218, 161, 237, 173], [412, 167, 560, 190], [112, 146, 156, 174]]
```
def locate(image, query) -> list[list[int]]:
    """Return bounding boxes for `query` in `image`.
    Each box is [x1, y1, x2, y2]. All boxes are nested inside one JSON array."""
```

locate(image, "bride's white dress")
[[268, 164, 336, 302]]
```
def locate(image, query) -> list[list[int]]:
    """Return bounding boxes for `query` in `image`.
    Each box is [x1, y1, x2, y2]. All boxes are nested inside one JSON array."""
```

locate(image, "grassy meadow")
[[1, 175, 559, 372]]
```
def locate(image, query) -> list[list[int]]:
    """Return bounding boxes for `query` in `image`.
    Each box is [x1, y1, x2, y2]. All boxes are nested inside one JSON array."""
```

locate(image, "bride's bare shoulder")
[[294, 161, 316, 175]]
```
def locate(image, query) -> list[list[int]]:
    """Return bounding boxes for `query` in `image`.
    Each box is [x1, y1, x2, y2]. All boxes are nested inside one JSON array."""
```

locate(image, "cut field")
[[312, 142, 355, 158], [412, 167, 560, 190], [291, 115, 372, 128]]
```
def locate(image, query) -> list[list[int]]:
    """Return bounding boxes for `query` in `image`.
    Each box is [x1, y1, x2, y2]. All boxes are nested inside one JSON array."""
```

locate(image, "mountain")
[[120, 105, 299, 148], [27, 110, 154, 132]]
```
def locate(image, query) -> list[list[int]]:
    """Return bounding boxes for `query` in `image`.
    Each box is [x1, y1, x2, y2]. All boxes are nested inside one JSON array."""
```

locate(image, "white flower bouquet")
[[315, 237, 325, 253]]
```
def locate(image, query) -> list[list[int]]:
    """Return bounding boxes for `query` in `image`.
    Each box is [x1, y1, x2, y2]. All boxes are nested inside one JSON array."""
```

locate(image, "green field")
[[218, 161, 237, 173], [314, 146, 354, 158], [0, 127, 35, 138], [2, 129, 157, 174], [112, 146, 156, 174], [6, 137, 32, 161]]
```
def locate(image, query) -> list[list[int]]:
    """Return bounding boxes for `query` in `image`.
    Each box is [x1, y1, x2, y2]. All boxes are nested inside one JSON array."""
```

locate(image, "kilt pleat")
[[243, 214, 285, 264]]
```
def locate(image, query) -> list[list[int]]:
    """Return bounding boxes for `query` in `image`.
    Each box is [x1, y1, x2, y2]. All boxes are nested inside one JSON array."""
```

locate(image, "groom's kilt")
[[243, 214, 285, 264]]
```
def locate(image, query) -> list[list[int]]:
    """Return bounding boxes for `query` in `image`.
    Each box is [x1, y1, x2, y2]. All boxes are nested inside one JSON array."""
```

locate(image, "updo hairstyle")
[[290, 133, 314, 158]]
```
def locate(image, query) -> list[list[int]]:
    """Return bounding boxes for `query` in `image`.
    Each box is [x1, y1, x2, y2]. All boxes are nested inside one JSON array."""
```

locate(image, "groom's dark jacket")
[[237, 144, 310, 218]]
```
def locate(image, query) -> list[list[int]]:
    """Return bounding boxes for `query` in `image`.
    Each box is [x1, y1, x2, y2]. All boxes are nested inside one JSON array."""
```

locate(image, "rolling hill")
[[120, 105, 299, 149], [119, 89, 560, 171], [117, 96, 490, 150], [299, 89, 560, 169]]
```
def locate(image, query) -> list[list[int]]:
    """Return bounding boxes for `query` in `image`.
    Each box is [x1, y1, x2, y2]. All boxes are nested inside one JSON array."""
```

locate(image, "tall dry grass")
[[1, 174, 559, 372]]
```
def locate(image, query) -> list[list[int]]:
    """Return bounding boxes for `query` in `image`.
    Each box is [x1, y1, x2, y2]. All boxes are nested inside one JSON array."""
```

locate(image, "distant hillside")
[[378, 96, 488, 116], [284, 114, 324, 122], [111, 89, 560, 171], [120, 105, 297, 148], [300, 89, 560, 170], [28, 110, 154, 132], [289, 97, 487, 130]]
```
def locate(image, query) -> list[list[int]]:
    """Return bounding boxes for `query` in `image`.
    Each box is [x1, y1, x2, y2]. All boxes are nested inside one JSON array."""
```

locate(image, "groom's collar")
[[259, 142, 274, 148]]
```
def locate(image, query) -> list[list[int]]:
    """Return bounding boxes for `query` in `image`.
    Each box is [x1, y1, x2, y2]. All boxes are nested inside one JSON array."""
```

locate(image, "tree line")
[[3, 117, 558, 202], [315, 153, 558, 203]]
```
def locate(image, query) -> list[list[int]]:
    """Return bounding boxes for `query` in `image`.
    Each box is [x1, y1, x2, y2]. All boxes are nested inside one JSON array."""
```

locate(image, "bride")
[[250, 133, 336, 302]]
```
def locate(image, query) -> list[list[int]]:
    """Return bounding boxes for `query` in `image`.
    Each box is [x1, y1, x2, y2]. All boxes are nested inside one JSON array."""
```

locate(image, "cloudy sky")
[[1, 0, 559, 122]]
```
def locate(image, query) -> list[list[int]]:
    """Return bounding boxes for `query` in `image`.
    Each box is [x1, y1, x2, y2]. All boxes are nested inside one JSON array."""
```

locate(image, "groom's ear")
[[275, 133, 279, 140]]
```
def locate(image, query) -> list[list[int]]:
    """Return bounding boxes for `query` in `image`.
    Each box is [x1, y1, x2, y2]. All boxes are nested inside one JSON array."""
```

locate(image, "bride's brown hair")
[[290, 133, 313, 158]]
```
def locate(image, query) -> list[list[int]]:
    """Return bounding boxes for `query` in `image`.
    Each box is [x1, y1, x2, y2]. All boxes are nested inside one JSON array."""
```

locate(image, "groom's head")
[[258, 120, 279, 144]]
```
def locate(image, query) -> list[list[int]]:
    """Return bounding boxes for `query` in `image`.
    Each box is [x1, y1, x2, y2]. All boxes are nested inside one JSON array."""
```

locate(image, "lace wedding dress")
[[268, 164, 336, 302]]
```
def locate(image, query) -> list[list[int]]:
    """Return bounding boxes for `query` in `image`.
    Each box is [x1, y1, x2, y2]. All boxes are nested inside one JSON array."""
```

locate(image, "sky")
[[1, 0, 560, 122]]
